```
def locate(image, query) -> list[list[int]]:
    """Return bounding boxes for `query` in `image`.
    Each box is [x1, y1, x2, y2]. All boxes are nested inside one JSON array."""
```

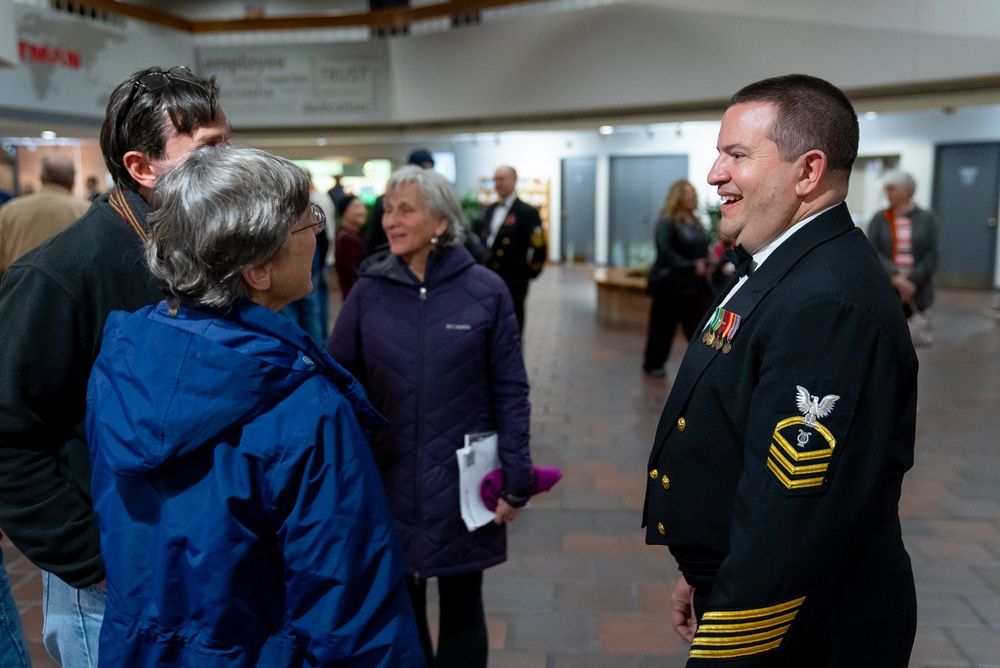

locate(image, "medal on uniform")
[[702, 307, 742, 354], [703, 309, 722, 348]]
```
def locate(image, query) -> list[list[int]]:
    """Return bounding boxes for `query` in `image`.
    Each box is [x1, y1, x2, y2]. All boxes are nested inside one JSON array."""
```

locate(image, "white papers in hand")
[[457, 431, 499, 531]]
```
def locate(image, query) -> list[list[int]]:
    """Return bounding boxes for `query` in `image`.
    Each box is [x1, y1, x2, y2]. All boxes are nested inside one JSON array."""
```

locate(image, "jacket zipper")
[[414, 284, 427, 578]]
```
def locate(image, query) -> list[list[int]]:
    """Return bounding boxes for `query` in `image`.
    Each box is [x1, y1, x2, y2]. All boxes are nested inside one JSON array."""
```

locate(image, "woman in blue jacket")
[[86, 146, 424, 667], [327, 166, 534, 668]]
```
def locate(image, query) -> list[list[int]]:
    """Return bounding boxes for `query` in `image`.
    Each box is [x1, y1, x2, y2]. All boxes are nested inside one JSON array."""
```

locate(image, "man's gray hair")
[[146, 145, 310, 310], [41, 156, 76, 190], [882, 170, 916, 193], [385, 165, 466, 247]]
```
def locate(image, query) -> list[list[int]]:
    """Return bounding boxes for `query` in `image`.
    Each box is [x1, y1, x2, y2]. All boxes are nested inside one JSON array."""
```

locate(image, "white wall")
[[861, 105, 1000, 205], [386, 0, 1000, 125], [0, 0, 17, 66], [421, 105, 1000, 272], [4, 0, 999, 131], [445, 122, 720, 264], [0, 3, 194, 121]]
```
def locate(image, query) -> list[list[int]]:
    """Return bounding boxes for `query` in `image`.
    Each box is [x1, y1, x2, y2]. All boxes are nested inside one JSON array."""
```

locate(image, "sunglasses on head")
[[122, 66, 199, 115]]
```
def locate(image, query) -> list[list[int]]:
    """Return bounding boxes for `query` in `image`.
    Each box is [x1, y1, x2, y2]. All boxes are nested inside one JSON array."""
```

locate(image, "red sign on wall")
[[19, 40, 81, 69]]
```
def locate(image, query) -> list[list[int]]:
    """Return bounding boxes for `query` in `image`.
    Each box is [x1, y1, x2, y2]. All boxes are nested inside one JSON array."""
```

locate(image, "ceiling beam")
[[78, 0, 194, 32], [231, 74, 1000, 146], [79, 0, 540, 32]]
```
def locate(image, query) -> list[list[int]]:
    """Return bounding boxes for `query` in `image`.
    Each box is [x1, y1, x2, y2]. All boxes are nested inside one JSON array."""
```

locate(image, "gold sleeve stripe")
[[697, 610, 798, 634], [767, 459, 826, 490], [701, 596, 805, 621], [690, 596, 805, 660], [769, 445, 830, 475], [773, 431, 833, 461], [692, 624, 789, 647], [689, 638, 783, 659]]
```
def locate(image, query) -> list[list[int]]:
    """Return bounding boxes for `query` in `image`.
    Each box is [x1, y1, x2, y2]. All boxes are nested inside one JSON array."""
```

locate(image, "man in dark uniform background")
[[473, 165, 546, 332], [642, 74, 917, 666]]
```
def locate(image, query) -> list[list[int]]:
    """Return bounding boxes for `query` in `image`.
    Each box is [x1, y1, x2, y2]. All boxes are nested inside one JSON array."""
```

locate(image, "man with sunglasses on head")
[[0, 66, 229, 667]]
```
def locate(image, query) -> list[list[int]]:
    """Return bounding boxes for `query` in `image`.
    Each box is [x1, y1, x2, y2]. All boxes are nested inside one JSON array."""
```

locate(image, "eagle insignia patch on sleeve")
[[766, 385, 842, 494]]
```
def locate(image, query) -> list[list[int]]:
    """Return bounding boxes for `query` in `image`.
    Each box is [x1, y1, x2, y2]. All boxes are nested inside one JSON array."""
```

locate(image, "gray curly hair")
[[882, 170, 916, 194], [146, 145, 311, 310]]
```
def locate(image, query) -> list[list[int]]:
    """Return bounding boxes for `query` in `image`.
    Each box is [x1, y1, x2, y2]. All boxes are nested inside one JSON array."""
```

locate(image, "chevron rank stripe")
[[766, 416, 838, 491], [689, 596, 806, 659]]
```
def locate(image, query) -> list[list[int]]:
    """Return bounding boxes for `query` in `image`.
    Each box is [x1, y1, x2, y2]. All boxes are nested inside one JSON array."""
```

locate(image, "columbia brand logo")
[[445, 323, 471, 330]]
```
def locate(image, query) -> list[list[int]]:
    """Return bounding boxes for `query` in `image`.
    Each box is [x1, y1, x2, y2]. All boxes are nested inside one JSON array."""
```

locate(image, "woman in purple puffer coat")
[[327, 166, 533, 668]]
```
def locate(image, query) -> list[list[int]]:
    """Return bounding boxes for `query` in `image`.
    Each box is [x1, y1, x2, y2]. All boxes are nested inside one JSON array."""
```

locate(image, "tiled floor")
[[3, 265, 999, 667]]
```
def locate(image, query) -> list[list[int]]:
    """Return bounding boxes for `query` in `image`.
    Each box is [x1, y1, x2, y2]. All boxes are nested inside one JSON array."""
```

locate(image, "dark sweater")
[[0, 190, 161, 587]]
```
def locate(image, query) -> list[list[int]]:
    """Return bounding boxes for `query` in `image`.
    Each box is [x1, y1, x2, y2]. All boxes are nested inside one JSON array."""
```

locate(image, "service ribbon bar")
[[702, 307, 742, 354]]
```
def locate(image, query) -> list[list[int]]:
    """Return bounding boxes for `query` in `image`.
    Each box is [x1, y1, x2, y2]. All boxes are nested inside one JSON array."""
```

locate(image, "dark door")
[[560, 157, 596, 263], [608, 155, 688, 267], [932, 143, 1000, 288]]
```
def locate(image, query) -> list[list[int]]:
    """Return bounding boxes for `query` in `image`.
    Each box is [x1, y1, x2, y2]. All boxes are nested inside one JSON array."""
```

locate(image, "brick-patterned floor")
[[4, 265, 999, 666]]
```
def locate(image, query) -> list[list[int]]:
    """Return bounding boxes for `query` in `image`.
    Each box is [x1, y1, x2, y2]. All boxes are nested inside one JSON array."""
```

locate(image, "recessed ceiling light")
[[40, 131, 57, 140], [598, 125, 614, 136]]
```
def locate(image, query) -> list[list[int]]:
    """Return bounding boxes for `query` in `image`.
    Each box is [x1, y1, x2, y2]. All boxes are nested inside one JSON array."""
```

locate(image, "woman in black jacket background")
[[643, 179, 713, 378]]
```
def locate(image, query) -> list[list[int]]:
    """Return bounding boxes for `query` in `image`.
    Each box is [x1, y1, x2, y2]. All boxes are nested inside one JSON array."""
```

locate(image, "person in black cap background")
[[365, 149, 436, 249]]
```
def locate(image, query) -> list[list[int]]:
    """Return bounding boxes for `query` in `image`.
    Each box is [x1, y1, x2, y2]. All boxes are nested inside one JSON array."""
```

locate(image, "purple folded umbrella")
[[480, 466, 562, 512]]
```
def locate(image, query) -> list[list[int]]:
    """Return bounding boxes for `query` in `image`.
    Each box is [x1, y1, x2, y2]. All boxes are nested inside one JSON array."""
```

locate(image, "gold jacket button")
[[649, 469, 658, 479], [502, 237, 510, 245], [661, 474, 670, 490], [497, 249, 505, 257], [677, 417, 686, 432], [657, 522, 665, 535]]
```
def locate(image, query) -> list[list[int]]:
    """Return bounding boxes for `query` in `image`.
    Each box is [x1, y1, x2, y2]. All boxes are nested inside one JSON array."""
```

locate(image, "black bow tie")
[[725, 244, 757, 278]]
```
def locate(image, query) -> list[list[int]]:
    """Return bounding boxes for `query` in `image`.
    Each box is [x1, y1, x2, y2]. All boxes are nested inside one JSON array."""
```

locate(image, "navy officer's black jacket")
[[643, 203, 918, 666]]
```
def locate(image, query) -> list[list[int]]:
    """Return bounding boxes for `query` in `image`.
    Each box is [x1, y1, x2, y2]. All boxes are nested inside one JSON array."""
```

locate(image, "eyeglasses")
[[291, 204, 327, 236], [122, 66, 197, 116]]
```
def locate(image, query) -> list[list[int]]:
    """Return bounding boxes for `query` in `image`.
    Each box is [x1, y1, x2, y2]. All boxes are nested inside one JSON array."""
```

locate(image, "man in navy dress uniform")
[[473, 165, 546, 332], [643, 74, 917, 666]]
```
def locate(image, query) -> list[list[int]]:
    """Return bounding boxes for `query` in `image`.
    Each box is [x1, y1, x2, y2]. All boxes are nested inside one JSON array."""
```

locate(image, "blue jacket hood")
[[90, 300, 382, 477]]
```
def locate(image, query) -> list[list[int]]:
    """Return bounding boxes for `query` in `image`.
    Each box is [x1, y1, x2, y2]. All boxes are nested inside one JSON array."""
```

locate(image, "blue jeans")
[[41, 571, 105, 668], [0, 548, 29, 668]]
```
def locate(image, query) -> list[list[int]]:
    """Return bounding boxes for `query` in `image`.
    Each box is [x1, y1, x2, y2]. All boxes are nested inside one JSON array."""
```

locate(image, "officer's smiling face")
[[708, 102, 804, 254]]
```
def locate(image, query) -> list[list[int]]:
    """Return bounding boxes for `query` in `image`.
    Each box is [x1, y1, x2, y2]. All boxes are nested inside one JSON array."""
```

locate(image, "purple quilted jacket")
[[327, 245, 533, 577]]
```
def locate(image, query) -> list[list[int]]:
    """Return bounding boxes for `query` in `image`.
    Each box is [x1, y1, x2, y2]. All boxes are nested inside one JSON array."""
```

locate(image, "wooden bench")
[[593, 267, 650, 329]]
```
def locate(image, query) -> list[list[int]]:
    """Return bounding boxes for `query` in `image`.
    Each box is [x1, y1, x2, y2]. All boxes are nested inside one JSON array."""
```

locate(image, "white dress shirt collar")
[[717, 203, 842, 309]]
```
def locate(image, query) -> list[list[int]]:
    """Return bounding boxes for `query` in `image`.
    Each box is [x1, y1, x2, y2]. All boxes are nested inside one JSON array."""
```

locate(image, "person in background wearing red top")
[[866, 170, 939, 346], [334, 194, 368, 299]]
